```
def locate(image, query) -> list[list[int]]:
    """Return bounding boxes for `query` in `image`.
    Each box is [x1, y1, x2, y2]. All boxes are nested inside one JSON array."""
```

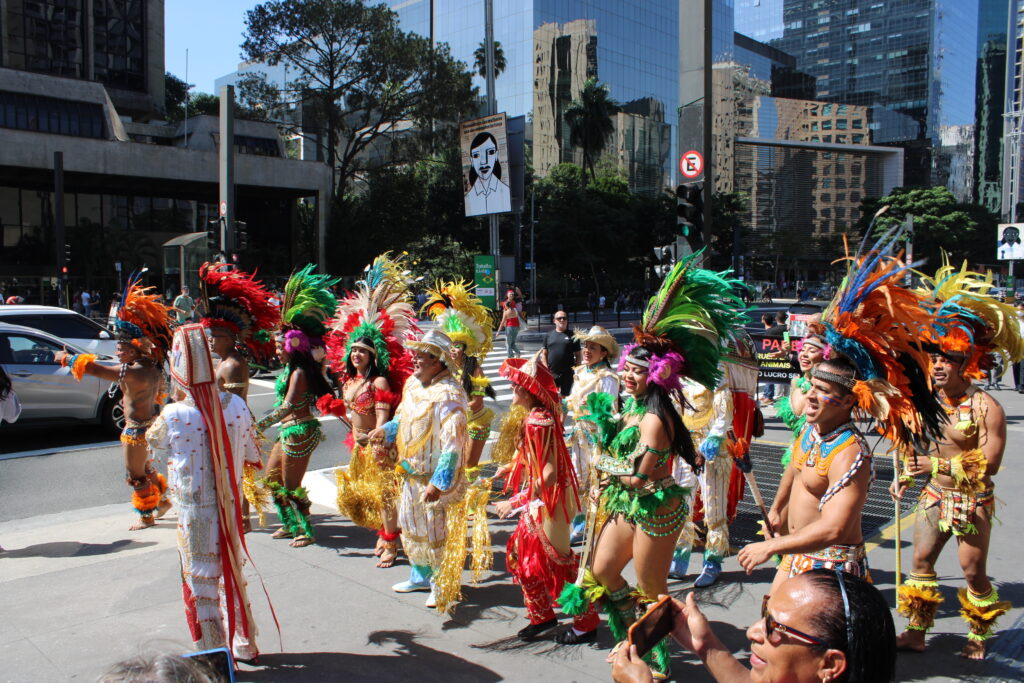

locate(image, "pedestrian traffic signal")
[[207, 219, 220, 250], [63, 242, 71, 264], [235, 220, 249, 251], [652, 244, 674, 278], [676, 182, 703, 237]]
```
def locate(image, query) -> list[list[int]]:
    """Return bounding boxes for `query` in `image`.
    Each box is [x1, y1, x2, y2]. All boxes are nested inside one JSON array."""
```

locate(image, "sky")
[[165, 1, 260, 94]]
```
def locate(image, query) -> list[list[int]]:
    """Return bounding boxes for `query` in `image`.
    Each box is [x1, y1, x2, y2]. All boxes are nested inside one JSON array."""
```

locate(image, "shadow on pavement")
[[240, 630, 503, 682], [0, 538, 155, 558]]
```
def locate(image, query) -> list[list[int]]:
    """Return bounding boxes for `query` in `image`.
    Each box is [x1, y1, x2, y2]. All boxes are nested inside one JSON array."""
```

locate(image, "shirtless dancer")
[[58, 276, 173, 529], [893, 262, 1022, 659], [199, 262, 280, 531]]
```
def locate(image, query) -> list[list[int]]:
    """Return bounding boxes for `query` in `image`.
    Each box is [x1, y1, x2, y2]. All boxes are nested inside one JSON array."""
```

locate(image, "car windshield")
[[2, 313, 111, 340]]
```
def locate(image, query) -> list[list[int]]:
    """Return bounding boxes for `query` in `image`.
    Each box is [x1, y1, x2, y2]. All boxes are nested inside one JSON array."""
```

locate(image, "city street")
[[2, 333, 1023, 681]]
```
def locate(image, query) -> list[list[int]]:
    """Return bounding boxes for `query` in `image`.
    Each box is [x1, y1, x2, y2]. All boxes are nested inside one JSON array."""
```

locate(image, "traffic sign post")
[[680, 150, 704, 179]]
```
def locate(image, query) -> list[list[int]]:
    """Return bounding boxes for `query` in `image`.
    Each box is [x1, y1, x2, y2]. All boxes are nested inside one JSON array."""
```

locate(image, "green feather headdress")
[[622, 250, 749, 391], [280, 264, 339, 340]]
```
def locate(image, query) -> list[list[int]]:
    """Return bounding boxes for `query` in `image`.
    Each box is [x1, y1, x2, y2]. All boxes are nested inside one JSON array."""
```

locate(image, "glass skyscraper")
[[384, 0, 679, 194], [736, 0, 980, 198]]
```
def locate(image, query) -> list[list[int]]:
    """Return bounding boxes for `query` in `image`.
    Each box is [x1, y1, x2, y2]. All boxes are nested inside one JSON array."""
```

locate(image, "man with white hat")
[[565, 325, 621, 544], [370, 329, 469, 612]]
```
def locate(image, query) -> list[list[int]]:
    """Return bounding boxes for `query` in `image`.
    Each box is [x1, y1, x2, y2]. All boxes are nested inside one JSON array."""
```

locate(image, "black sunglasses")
[[761, 595, 831, 648]]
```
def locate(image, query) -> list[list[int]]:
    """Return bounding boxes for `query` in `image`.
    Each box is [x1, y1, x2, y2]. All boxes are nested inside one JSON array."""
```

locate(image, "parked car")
[[0, 305, 118, 356], [0, 322, 123, 434]]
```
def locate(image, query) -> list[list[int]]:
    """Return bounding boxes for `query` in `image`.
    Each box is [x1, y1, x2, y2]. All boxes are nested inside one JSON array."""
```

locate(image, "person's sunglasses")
[[761, 595, 831, 648], [554, 317, 567, 321]]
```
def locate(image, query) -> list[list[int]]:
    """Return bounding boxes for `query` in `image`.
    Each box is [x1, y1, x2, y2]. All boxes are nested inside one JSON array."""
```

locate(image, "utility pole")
[[219, 85, 236, 256], [485, 0, 499, 266], [702, 0, 713, 258], [530, 191, 537, 317]]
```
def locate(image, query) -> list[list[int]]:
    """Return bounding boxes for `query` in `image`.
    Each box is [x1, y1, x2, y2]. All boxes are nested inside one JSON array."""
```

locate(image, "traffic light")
[[63, 242, 71, 264], [207, 218, 220, 250], [676, 182, 703, 236], [235, 220, 249, 251], [652, 244, 674, 278]]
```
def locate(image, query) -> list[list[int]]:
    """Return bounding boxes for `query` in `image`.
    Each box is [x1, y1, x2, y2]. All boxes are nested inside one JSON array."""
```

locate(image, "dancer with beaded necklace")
[[558, 253, 746, 679], [894, 258, 1023, 659], [257, 265, 339, 548], [327, 253, 416, 569]]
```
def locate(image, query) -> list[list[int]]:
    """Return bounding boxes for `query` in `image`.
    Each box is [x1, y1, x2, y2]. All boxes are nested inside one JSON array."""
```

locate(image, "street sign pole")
[[219, 85, 235, 255]]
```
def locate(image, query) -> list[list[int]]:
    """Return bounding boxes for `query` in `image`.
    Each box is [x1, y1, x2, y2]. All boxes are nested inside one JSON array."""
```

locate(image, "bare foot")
[[271, 527, 293, 539], [129, 515, 155, 531], [154, 499, 172, 520], [958, 639, 986, 660], [896, 629, 927, 652], [289, 535, 314, 548]]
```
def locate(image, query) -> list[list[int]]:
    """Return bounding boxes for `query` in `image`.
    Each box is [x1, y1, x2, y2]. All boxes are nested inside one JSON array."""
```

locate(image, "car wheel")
[[101, 394, 126, 435]]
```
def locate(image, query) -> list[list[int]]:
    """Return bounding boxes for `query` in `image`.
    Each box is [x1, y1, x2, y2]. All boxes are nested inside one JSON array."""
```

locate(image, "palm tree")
[[563, 77, 618, 181], [473, 40, 506, 80]]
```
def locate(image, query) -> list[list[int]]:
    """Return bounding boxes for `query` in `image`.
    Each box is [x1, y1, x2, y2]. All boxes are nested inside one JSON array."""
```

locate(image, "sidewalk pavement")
[[3, 386, 1024, 682]]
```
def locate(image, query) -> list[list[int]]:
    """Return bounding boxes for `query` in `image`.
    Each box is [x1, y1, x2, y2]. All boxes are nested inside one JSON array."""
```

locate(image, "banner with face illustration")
[[460, 113, 512, 217]]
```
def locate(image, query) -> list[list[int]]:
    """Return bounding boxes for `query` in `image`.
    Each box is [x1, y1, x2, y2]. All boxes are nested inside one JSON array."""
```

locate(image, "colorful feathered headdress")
[[820, 227, 943, 452], [199, 262, 280, 361], [915, 255, 1024, 379], [420, 279, 493, 358], [326, 252, 418, 389], [280, 264, 339, 360], [619, 251, 748, 394], [114, 273, 173, 363]]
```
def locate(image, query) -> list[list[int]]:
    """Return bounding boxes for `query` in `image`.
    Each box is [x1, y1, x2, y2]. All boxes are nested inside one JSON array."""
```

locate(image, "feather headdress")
[[420, 279, 493, 358], [820, 227, 943, 452], [620, 251, 748, 393], [326, 252, 418, 390], [114, 273, 173, 363], [199, 262, 280, 361], [915, 255, 1024, 379], [280, 264, 339, 359]]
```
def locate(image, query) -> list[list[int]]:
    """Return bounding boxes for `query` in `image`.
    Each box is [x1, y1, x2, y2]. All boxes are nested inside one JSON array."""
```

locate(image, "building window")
[[234, 135, 280, 157], [93, 0, 146, 91], [0, 90, 105, 138], [5, 0, 86, 78]]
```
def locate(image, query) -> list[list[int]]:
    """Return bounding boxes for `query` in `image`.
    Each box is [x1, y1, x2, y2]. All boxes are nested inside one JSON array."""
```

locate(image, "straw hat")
[[407, 329, 459, 374], [574, 325, 620, 360]]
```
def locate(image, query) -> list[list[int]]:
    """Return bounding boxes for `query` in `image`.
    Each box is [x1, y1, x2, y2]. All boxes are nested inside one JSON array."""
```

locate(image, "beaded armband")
[[596, 442, 671, 476], [930, 457, 952, 478], [256, 401, 294, 431]]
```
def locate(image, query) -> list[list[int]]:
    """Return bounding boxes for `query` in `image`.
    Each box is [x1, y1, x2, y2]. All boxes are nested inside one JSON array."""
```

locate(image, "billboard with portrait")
[[460, 113, 512, 217], [997, 223, 1024, 260]]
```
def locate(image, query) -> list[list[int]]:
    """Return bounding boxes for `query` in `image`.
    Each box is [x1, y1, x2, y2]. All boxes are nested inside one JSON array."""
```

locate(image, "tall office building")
[[741, 0, 979, 199], [975, 0, 1010, 214], [1003, 0, 1024, 220], [377, 0, 679, 194]]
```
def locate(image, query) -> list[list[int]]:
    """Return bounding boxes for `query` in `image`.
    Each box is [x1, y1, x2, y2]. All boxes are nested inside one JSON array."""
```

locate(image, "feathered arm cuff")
[[430, 450, 459, 491], [577, 392, 618, 450], [61, 353, 98, 381], [381, 418, 399, 445], [699, 434, 724, 461], [374, 389, 401, 409], [316, 394, 347, 418], [469, 374, 491, 397]]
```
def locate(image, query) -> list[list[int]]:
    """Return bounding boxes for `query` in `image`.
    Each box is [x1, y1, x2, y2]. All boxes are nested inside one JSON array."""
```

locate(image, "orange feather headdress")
[[114, 273, 174, 363]]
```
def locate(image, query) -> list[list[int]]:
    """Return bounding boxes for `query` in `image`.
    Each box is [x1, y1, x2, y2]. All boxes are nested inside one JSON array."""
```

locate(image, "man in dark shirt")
[[541, 310, 581, 396]]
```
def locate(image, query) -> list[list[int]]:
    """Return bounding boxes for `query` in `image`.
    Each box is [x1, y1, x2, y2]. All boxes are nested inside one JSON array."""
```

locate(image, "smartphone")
[[183, 647, 235, 683], [627, 594, 674, 659]]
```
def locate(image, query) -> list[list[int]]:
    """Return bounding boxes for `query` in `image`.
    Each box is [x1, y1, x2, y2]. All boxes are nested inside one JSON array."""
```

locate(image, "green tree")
[[705, 191, 750, 272], [563, 77, 618, 181], [473, 40, 506, 80], [187, 92, 221, 117], [164, 72, 190, 118], [406, 234, 474, 286], [858, 186, 999, 267], [239, 0, 476, 198]]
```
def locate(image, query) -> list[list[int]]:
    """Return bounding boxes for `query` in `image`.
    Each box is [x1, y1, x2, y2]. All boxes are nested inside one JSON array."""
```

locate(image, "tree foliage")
[[164, 72, 190, 117], [239, 0, 477, 194], [563, 78, 618, 181], [858, 186, 999, 267], [473, 40, 506, 80], [405, 234, 475, 287]]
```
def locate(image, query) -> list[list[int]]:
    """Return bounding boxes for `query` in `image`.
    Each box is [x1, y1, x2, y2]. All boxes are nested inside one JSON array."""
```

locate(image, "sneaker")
[[392, 579, 431, 593], [517, 618, 558, 641], [694, 559, 722, 587]]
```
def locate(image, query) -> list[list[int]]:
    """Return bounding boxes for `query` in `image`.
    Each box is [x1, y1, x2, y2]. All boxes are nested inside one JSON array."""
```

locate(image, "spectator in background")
[[1015, 301, 1024, 394], [80, 289, 92, 316], [72, 289, 83, 314], [540, 310, 580, 396], [172, 286, 195, 324], [496, 289, 526, 358]]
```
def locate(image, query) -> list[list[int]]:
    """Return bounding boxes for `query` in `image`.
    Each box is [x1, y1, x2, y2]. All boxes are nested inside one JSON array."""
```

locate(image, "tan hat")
[[574, 325, 619, 360], [407, 329, 459, 374]]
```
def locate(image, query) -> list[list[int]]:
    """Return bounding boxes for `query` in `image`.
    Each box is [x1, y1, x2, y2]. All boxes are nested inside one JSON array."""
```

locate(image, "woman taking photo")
[[328, 254, 416, 568], [558, 256, 747, 679], [258, 265, 339, 548]]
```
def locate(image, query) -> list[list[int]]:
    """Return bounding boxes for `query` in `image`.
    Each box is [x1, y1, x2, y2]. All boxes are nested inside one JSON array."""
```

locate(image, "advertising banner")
[[474, 255, 497, 309], [460, 113, 512, 217]]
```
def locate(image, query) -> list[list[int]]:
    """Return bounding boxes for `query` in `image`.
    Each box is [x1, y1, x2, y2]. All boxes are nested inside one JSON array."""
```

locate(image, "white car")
[[0, 305, 118, 356], [0, 322, 124, 433]]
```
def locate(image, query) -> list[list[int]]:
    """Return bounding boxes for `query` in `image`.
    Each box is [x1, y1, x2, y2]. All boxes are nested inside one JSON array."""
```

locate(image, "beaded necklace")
[[942, 387, 977, 437]]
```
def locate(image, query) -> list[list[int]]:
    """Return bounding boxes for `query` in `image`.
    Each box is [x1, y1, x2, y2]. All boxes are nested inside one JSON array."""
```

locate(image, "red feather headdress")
[[199, 262, 280, 361]]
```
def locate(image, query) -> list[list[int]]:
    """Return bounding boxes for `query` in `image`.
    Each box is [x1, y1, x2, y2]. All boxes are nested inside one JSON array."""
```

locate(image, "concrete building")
[[976, 0, 1010, 214], [0, 0, 331, 301]]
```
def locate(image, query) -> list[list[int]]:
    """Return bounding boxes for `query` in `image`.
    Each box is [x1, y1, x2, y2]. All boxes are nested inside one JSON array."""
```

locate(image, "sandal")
[[289, 534, 314, 548], [376, 543, 399, 568], [271, 527, 293, 539], [374, 536, 386, 557]]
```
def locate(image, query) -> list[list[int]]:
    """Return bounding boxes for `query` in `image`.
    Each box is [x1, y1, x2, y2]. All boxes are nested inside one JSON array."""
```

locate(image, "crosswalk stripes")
[[478, 345, 514, 404]]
